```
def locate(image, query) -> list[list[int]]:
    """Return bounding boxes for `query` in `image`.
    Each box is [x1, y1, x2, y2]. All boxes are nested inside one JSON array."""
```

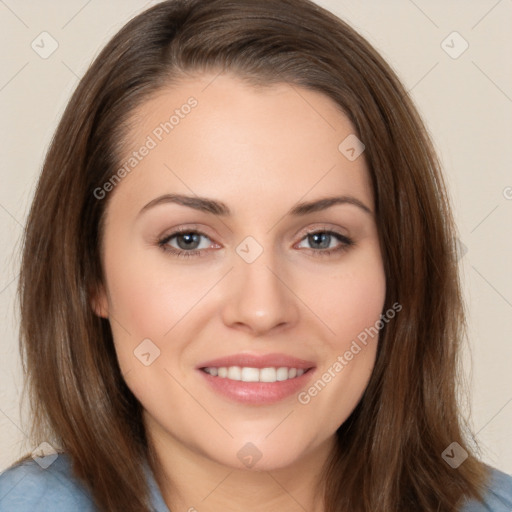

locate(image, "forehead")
[[109, 72, 373, 217]]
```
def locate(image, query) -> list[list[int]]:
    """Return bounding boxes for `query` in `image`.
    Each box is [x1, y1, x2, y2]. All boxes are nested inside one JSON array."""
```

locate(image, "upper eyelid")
[[159, 228, 215, 246]]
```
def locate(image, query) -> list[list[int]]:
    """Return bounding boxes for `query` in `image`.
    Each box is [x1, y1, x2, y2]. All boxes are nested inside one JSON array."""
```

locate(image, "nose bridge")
[[221, 235, 299, 334]]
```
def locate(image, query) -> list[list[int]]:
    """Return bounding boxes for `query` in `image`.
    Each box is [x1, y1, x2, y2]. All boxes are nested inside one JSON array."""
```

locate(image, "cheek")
[[102, 245, 212, 340], [333, 277, 385, 341], [312, 256, 386, 348], [303, 258, 386, 431]]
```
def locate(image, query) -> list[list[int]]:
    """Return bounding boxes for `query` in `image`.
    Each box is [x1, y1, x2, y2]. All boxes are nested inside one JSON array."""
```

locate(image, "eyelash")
[[157, 226, 355, 259]]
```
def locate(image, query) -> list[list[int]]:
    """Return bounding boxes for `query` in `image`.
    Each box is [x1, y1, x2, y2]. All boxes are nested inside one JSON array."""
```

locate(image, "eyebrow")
[[138, 193, 373, 217]]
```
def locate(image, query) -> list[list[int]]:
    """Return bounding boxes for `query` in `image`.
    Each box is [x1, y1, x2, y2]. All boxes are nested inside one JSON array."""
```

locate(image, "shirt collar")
[[142, 459, 171, 512]]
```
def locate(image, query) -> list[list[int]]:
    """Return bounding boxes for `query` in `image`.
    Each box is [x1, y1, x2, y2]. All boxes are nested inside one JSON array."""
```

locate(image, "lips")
[[195, 352, 316, 405], [196, 352, 316, 370]]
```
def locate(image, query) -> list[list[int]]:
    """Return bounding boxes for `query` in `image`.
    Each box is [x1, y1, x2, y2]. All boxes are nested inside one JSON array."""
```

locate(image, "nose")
[[220, 249, 300, 336]]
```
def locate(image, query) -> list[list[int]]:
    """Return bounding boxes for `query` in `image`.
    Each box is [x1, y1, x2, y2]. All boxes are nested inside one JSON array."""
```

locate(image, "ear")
[[90, 281, 109, 319]]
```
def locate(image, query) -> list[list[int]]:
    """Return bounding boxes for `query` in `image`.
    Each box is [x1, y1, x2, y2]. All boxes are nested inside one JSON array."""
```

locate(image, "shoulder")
[[0, 453, 96, 511], [461, 465, 512, 511]]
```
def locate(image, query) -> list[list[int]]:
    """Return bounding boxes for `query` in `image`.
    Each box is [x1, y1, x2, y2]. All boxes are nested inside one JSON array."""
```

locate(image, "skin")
[[92, 73, 386, 512]]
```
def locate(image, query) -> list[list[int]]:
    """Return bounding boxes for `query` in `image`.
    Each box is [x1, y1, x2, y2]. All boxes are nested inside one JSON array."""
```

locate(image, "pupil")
[[310, 233, 330, 249], [177, 233, 200, 250]]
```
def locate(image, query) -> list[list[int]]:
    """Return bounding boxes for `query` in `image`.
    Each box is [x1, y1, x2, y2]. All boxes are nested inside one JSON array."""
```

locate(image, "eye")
[[157, 228, 216, 259], [157, 227, 354, 259], [295, 230, 354, 257]]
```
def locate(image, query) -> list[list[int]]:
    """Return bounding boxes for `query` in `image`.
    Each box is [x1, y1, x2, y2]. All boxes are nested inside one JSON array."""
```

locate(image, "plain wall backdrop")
[[0, 0, 511, 474]]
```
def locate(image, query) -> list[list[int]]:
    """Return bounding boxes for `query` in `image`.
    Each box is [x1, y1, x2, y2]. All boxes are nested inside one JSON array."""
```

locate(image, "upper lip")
[[197, 352, 316, 370]]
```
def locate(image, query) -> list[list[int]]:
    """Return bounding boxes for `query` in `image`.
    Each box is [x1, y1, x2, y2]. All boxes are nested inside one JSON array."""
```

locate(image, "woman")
[[0, 0, 511, 510]]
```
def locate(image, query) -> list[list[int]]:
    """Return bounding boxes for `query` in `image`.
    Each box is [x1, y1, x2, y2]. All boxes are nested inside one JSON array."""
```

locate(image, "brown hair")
[[15, 0, 490, 510]]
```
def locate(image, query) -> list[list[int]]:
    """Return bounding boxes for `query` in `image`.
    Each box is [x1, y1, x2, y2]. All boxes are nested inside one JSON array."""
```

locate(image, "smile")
[[201, 366, 309, 383]]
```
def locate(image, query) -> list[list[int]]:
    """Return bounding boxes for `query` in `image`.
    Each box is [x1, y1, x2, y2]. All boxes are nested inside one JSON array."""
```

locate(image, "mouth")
[[195, 353, 316, 405]]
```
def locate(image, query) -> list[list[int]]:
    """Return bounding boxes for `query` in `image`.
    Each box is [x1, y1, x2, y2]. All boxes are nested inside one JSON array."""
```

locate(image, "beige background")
[[0, 0, 511, 474]]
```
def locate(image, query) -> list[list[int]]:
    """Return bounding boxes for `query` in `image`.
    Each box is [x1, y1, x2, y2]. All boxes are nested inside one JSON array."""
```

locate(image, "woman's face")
[[93, 73, 386, 471]]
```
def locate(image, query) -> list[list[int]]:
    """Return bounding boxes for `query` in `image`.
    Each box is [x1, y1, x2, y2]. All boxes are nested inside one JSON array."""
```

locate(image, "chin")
[[206, 437, 314, 473]]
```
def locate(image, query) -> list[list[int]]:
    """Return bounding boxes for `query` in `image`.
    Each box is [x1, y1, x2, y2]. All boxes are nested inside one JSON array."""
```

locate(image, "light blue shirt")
[[1, 453, 511, 511]]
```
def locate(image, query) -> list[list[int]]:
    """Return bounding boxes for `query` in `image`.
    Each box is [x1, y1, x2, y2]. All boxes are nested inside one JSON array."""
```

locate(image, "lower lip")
[[197, 368, 316, 405]]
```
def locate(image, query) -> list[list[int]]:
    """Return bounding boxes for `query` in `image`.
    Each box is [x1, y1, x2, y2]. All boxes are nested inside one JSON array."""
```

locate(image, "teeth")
[[203, 366, 307, 382], [260, 367, 277, 382], [241, 367, 259, 382], [227, 366, 241, 380], [276, 367, 289, 381]]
